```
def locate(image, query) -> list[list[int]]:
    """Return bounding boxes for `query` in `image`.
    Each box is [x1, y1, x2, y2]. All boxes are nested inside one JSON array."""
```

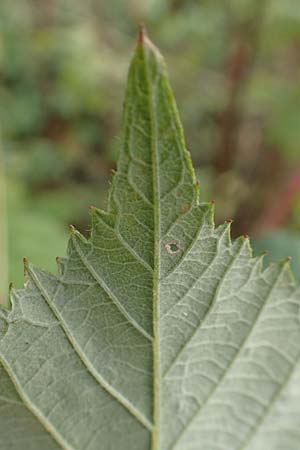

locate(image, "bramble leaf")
[[1, 29, 300, 450]]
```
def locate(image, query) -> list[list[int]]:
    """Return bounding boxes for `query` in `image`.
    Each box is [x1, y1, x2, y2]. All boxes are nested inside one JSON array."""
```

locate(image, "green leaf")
[[1, 29, 300, 450], [0, 362, 60, 449]]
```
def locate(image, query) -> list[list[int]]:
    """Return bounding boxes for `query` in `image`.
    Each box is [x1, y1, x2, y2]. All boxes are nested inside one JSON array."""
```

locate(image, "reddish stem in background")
[[214, 1, 267, 173], [252, 166, 300, 235]]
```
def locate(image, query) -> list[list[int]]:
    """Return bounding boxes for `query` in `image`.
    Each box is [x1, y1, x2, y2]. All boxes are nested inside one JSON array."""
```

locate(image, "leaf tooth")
[[56, 256, 67, 277], [279, 256, 295, 285], [213, 220, 233, 248], [68, 224, 75, 235], [253, 251, 267, 273], [232, 234, 251, 258], [71, 228, 88, 245], [240, 233, 253, 258], [195, 180, 200, 200], [22, 257, 29, 278], [217, 219, 252, 259], [90, 205, 110, 226], [67, 223, 89, 247], [23, 256, 29, 267], [262, 258, 295, 291]]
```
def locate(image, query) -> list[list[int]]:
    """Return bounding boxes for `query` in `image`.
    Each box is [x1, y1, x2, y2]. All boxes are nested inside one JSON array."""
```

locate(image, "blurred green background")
[[1, 0, 300, 302]]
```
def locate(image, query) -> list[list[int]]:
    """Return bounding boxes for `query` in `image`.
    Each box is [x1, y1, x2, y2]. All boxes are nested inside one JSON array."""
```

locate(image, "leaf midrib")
[[143, 39, 162, 450]]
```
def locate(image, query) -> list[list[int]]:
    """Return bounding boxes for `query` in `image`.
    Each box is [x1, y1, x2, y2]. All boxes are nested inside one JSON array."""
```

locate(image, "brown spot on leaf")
[[165, 240, 184, 255], [181, 203, 190, 214]]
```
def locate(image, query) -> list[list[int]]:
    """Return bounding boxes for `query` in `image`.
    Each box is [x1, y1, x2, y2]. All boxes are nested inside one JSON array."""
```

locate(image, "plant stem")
[[0, 140, 8, 305]]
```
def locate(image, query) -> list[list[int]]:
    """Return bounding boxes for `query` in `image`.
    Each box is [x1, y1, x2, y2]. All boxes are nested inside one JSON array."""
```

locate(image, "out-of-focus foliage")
[[7, 182, 67, 290], [0, 0, 300, 298]]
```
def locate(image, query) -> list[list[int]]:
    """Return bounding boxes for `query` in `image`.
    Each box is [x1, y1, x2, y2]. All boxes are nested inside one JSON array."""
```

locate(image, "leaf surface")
[[1, 30, 300, 450]]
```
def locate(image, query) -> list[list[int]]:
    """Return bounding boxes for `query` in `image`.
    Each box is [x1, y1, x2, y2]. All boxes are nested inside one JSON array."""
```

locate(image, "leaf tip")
[[138, 24, 147, 44], [226, 218, 234, 224], [9, 282, 13, 292]]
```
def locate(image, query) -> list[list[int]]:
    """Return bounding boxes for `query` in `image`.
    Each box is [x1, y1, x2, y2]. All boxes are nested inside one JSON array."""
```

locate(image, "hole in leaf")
[[165, 240, 184, 255]]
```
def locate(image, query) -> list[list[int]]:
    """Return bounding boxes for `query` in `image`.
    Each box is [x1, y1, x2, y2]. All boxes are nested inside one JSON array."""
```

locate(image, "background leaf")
[[2, 0, 300, 285]]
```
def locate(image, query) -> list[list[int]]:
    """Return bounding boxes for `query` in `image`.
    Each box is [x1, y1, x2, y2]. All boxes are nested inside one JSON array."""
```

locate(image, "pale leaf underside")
[[0, 31, 300, 450]]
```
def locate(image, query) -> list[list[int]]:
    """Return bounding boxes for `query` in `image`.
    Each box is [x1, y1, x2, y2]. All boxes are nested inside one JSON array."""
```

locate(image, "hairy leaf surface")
[[1, 30, 300, 450]]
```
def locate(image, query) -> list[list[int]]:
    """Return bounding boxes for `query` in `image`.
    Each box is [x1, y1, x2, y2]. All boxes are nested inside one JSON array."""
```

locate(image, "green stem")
[[0, 140, 8, 305]]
